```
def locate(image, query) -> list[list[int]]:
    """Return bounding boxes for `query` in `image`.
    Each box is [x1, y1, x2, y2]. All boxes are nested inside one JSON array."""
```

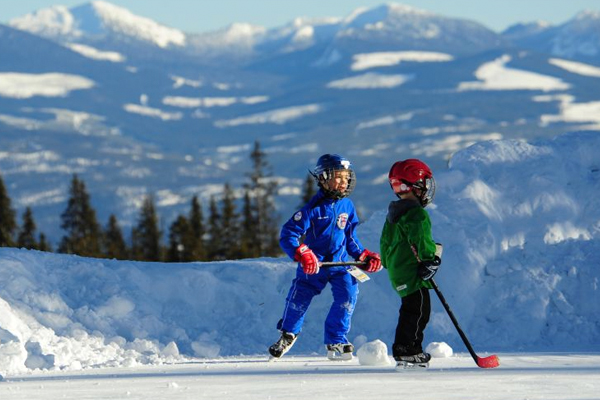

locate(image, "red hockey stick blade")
[[476, 354, 500, 369]]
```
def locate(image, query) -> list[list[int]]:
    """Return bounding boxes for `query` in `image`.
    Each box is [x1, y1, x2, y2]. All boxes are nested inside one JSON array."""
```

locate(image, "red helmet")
[[388, 159, 436, 206]]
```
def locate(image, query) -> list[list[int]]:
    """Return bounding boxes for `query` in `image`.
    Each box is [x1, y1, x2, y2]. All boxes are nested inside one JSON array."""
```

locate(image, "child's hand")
[[417, 256, 441, 280], [295, 244, 320, 274], [359, 249, 382, 273]]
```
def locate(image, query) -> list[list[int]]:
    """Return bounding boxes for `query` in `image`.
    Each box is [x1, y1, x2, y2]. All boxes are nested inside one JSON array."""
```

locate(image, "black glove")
[[417, 256, 441, 281]]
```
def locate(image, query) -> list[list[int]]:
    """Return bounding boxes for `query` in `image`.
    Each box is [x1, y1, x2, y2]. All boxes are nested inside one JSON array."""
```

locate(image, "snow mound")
[[426, 342, 453, 358], [357, 339, 392, 366]]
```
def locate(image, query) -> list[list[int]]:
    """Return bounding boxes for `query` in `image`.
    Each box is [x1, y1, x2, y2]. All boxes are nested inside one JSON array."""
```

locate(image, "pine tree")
[[239, 190, 257, 258], [59, 174, 102, 257], [38, 233, 52, 252], [131, 194, 162, 261], [220, 183, 241, 259], [17, 207, 38, 250], [299, 173, 317, 207], [188, 195, 206, 260], [206, 195, 223, 260], [0, 173, 17, 247], [167, 215, 193, 262], [245, 141, 280, 257], [103, 214, 128, 260]]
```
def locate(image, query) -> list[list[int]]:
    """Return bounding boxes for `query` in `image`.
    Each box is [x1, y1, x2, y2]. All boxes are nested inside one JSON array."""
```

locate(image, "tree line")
[[0, 141, 317, 262]]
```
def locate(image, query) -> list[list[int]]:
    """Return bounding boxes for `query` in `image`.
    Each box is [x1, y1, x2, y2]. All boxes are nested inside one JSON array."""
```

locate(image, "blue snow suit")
[[278, 189, 365, 345]]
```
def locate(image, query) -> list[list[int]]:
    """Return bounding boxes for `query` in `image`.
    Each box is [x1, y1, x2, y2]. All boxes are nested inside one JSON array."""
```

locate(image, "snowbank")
[[1, 131, 599, 375]]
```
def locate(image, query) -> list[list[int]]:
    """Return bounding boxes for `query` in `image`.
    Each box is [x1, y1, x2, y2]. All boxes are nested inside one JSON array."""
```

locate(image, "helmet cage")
[[312, 154, 356, 199], [313, 168, 356, 199], [388, 159, 435, 207], [389, 176, 436, 207]]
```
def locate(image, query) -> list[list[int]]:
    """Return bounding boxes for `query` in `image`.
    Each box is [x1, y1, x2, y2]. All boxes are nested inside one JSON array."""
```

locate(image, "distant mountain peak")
[[333, 1, 499, 54], [384, 2, 433, 16], [502, 21, 552, 40], [221, 22, 266, 39], [345, 2, 431, 23], [10, 1, 186, 48], [343, 2, 433, 28], [573, 9, 600, 21], [9, 5, 78, 37]]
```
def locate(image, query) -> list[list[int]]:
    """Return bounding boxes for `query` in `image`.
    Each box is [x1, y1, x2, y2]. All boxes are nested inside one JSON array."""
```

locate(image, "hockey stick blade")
[[476, 354, 500, 369], [431, 279, 500, 369]]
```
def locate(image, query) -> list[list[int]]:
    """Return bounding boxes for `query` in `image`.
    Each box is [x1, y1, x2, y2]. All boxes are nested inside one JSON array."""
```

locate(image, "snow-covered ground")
[[458, 54, 571, 91], [2, 354, 599, 400], [1, 130, 599, 398], [350, 50, 453, 71]]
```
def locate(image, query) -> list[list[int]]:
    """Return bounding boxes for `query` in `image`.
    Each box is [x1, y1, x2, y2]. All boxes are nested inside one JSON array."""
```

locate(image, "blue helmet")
[[312, 154, 356, 199]]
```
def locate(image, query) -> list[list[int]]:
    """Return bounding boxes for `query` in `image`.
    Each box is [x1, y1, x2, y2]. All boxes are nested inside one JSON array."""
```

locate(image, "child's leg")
[[393, 287, 431, 355], [278, 271, 327, 335], [324, 269, 359, 344]]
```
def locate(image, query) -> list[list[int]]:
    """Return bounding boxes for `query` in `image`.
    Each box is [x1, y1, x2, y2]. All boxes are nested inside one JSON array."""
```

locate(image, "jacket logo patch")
[[336, 213, 349, 229], [396, 284, 407, 292], [293, 211, 302, 221]]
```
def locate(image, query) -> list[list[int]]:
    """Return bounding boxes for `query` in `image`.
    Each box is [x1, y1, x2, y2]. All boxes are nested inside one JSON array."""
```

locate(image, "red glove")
[[294, 244, 320, 275], [359, 249, 382, 273]]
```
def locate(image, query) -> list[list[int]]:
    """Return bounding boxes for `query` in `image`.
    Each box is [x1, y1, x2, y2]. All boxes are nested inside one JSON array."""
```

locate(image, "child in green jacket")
[[380, 159, 441, 369]]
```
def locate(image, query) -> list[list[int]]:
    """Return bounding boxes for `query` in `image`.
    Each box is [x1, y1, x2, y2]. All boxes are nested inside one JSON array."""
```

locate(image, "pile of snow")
[[426, 342, 453, 358], [1, 131, 599, 376], [357, 340, 392, 366]]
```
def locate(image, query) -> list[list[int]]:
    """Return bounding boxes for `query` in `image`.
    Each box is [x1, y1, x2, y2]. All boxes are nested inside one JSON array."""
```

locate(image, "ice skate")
[[326, 343, 354, 361], [268, 331, 297, 360], [394, 352, 431, 370]]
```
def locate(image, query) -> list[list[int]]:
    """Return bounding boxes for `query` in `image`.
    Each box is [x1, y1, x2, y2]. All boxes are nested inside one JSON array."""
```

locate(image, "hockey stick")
[[318, 261, 370, 282], [430, 278, 500, 369], [320, 261, 366, 267]]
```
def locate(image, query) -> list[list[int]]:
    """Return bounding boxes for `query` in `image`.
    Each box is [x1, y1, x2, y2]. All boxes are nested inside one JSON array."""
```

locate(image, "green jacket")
[[380, 199, 437, 298]]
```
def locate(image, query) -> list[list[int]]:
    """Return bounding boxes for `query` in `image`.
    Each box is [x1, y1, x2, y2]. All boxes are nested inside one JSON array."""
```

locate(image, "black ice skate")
[[393, 344, 431, 370], [394, 352, 431, 370], [268, 331, 297, 359], [326, 343, 354, 361]]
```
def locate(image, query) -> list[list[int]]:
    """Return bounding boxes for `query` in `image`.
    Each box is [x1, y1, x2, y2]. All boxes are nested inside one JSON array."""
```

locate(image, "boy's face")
[[324, 169, 350, 192]]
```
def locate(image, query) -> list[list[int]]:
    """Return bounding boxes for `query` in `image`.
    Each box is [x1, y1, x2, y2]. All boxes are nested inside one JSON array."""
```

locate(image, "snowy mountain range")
[[1, 1, 600, 242]]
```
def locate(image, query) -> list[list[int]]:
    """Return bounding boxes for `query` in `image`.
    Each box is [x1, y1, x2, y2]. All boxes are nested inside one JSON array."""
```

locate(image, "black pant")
[[393, 287, 431, 356]]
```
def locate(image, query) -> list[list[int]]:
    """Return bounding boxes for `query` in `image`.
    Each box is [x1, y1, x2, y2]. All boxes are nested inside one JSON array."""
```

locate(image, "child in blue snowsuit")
[[268, 154, 382, 360]]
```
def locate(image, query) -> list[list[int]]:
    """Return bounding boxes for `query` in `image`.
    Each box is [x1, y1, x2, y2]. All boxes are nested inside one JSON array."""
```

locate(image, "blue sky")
[[2, 0, 599, 33]]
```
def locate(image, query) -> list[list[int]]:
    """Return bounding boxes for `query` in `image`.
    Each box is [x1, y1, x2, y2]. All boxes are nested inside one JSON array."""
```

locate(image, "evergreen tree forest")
[[0, 141, 319, 262]]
